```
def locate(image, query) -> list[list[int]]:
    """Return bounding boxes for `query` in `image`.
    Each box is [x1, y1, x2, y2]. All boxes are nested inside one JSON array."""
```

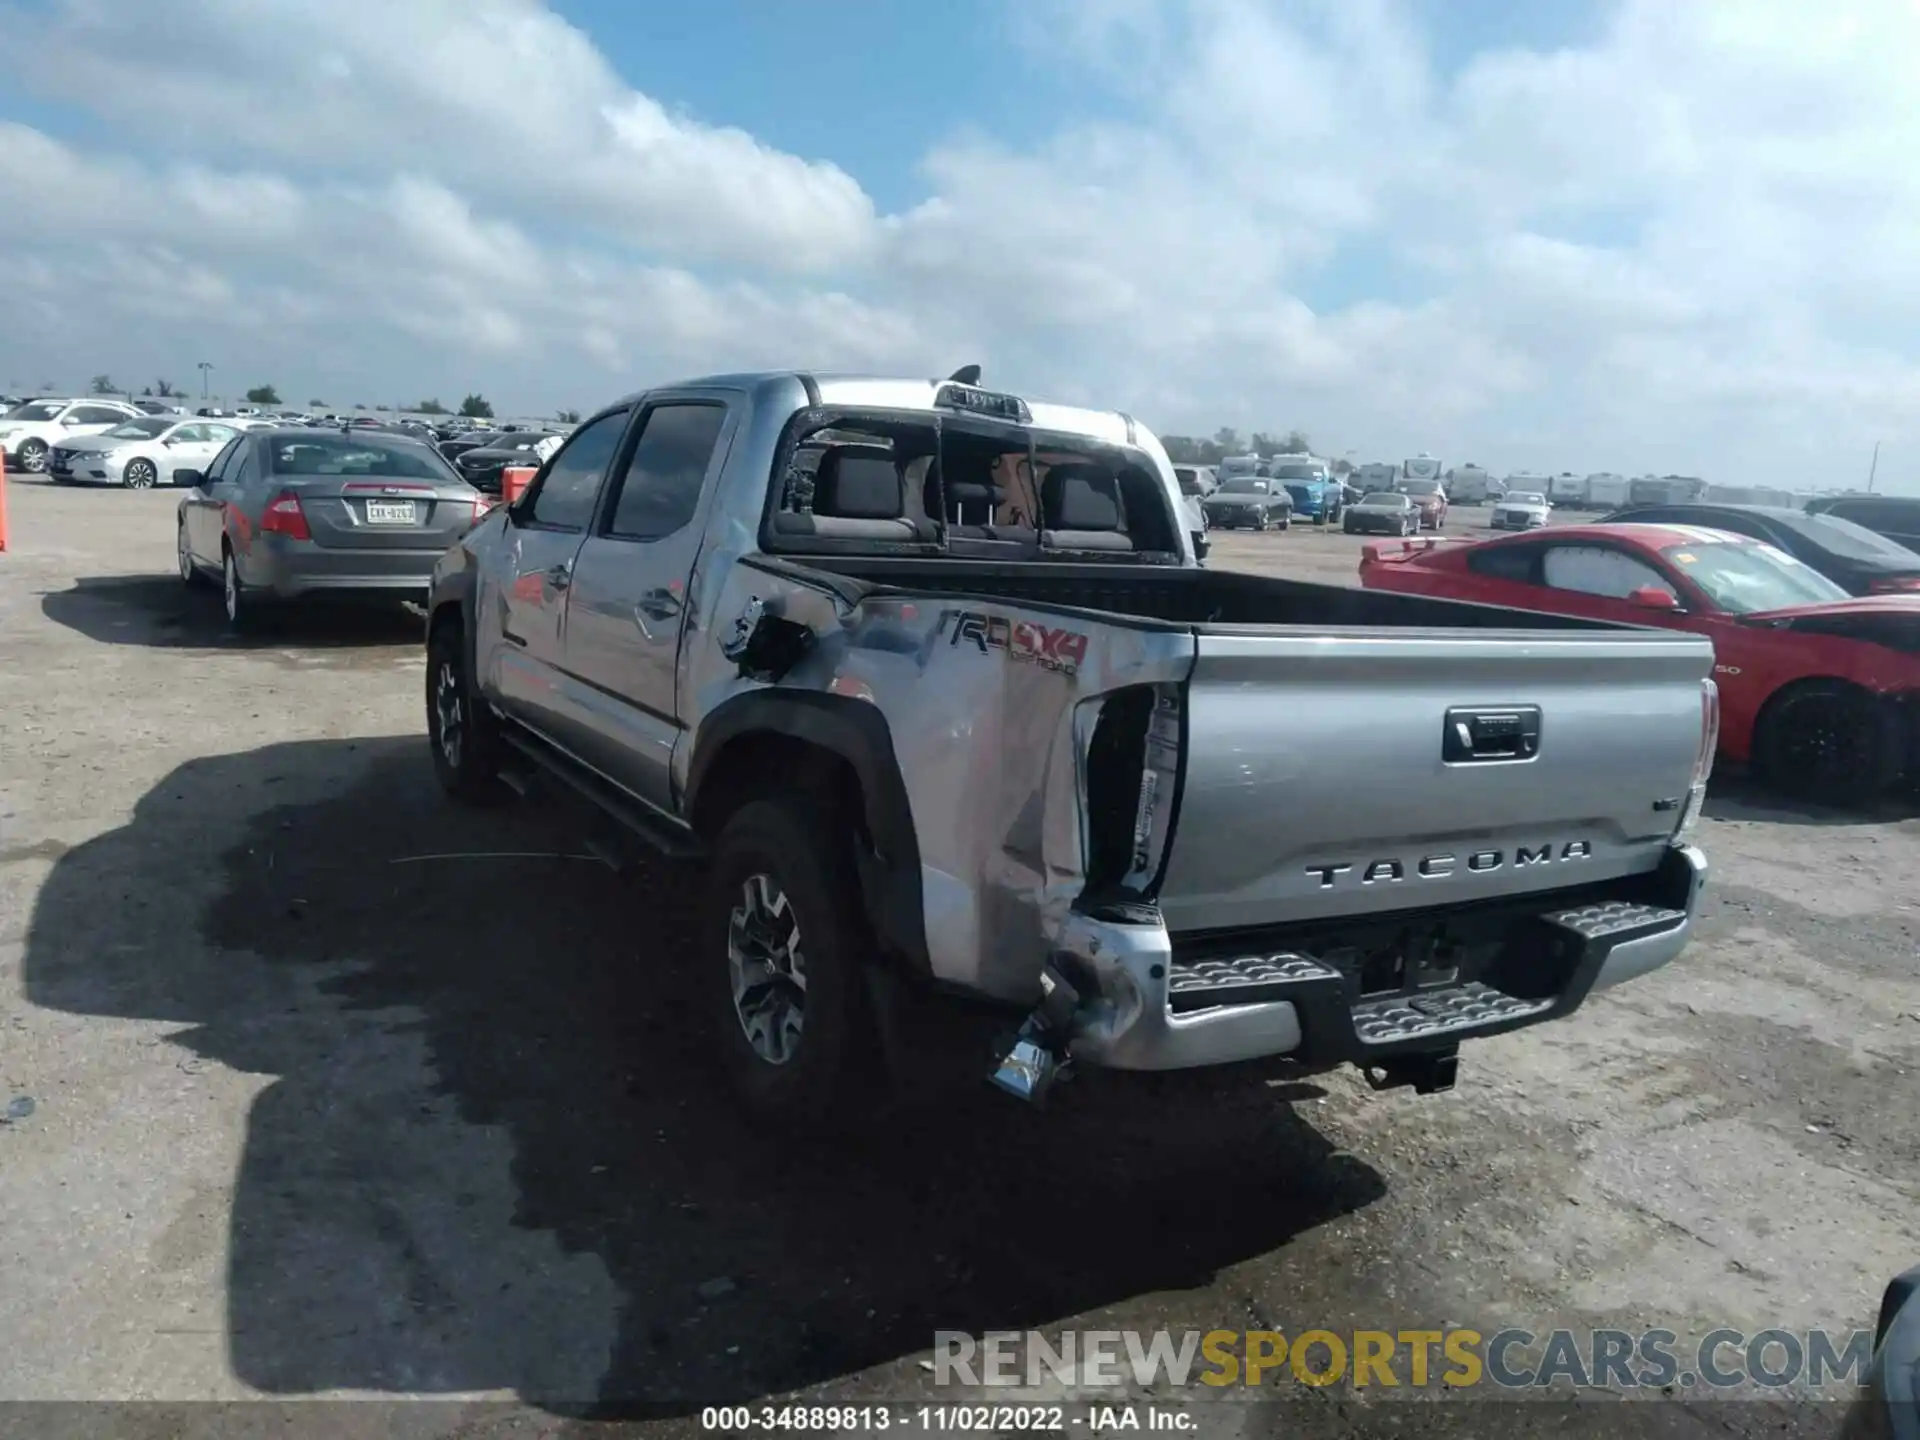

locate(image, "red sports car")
[[1359, 522, 1920, 805]]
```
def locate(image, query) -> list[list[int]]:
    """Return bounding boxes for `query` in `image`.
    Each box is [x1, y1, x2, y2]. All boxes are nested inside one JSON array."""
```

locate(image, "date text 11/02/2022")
[[700, 1405, 1192, 1431]]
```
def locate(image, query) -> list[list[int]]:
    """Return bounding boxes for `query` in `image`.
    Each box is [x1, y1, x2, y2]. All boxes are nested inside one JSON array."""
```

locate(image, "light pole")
[[1867, 440, 1881, 494], [197, 361, 213, 404]]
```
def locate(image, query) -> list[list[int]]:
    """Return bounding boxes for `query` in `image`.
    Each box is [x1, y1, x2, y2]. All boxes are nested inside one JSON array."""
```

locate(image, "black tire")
[[1278, 515, 1290, 529], [427, 615, 506, 804], [124, 457, 158, 489], [1753, 681, 1902, 807], [1255, 510, 1271, 532], [16, 438, 47, 474], [177, 519, 206, 588], [1342, 517, 1356, 534], [220, 546, 262, 632], [706, 795, 876, 1129]]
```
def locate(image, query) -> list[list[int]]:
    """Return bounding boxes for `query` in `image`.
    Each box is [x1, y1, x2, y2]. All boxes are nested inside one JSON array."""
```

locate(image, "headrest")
[[814, 446, 902, 519], [923, 459, 1003, 517], [1042, 463, 1123, 532]]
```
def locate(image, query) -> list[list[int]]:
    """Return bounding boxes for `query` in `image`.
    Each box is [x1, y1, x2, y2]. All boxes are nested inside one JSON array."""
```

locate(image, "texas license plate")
[[365, 500, 417, 524]]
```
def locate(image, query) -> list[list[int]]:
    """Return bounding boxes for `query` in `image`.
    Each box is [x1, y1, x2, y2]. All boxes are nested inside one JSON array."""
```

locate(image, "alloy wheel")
[[727, 873, 807, 1065]]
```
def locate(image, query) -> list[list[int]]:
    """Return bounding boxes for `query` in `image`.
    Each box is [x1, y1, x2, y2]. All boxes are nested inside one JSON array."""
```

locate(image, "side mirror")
[[1628, 586, 1681, 612], [175, 468, 205, 489]]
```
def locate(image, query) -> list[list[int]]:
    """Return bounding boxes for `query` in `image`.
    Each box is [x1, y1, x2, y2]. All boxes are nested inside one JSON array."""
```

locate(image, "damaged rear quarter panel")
[[680, 557, 1196, 1003]]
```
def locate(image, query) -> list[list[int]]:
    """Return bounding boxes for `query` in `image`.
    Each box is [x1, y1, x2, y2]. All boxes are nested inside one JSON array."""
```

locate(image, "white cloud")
[[0, 0, 1915, 488]]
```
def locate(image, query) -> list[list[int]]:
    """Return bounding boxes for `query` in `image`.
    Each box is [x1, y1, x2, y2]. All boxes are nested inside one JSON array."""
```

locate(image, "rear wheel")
[[427, 616, 505, 803], [221, 547, 259, 631], [177, 519, 205, 587], [123, 458, 158, 489], [1753, 682, 1902, 807], [706, 796, 876, 1128]]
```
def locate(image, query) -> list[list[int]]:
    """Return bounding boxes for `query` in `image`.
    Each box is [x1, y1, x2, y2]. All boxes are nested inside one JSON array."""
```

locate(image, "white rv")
[[1449, 464, 1494, 504], [1401, 453, 1445, 488], [1548, 472, 1589, 506], [1583, 473, 1630, 511]]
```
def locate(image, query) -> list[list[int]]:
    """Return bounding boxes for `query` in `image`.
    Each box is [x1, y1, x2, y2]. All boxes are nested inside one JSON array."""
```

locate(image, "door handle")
[[545, 561, 572, 591], [636, 587, 681, 620]]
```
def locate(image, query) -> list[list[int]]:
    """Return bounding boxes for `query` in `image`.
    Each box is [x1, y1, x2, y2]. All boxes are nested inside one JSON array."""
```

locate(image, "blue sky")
[[551, 0, 1609, 209], [0, 0, 1915, 491]]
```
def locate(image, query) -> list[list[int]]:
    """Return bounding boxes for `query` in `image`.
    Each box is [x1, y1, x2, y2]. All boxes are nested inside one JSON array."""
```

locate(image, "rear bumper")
[[1059, 843, 1706, 1072], [245, 538, 447, 600]]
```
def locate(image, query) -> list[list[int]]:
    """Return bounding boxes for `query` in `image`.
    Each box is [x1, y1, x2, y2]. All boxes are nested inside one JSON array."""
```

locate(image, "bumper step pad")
[[1167, 952, 1339, 1012], [1543, 900, 1687, 943], [1351, 981, 1549, 1045]]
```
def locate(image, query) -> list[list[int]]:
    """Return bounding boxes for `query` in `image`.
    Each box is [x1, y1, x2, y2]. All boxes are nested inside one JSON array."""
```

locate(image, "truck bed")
[[774, 554, 1627, 633], [760, 553, 1714, 940]]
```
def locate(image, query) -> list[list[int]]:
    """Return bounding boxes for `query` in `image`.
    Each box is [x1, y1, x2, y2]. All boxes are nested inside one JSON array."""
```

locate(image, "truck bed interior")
[[766, 555, 1633, 633]]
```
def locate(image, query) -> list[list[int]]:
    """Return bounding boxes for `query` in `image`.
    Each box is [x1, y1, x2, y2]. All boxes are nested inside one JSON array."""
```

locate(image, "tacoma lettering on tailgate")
[[1306, 841, 1593, 888], [938, 609, 1089, 677]]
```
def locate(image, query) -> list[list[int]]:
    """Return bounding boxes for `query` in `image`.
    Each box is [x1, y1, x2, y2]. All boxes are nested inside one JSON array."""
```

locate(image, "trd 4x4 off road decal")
[[936, 609, 1089, 676]]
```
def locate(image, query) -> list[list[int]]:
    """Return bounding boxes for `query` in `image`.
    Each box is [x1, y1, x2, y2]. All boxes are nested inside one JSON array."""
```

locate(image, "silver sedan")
[[176, 428, 493, 628]]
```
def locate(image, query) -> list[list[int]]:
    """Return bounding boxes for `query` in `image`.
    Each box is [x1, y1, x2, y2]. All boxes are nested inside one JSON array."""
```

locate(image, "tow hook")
[[1361, 1046, 1459, 1096], [989, 963, 1083, 1104]]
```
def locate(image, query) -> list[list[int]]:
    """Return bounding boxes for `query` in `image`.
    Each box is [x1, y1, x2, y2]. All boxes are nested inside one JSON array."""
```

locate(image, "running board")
[[496, 725, 706, 860]]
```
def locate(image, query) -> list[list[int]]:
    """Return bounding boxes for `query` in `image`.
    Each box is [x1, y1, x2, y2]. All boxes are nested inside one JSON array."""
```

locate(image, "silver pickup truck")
[[424, 370, 1719, 1128]]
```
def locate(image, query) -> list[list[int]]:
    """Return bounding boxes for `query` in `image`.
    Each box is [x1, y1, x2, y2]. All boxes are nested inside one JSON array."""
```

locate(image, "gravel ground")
[[0, 480, 1915, 1438]]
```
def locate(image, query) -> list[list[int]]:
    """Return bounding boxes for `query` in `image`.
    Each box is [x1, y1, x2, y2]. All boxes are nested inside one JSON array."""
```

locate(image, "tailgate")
[[1156, 627, 1714, 934]]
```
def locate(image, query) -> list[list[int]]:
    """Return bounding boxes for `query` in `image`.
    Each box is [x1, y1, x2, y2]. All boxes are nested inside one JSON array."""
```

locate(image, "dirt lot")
[[0, 479, 1915, 1436]]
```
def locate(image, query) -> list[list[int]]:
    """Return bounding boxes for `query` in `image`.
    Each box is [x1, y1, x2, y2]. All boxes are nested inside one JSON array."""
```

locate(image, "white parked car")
[[0, 398, 142, 474], [1491, 490, 1552, 530], [47, 416, 242, 488]]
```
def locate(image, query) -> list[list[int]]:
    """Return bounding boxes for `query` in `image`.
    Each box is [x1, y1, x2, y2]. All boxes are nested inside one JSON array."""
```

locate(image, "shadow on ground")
[[22, 736, 1384, 1411], [1702, 771, 1920, 827], [39, 574, 423, 653]]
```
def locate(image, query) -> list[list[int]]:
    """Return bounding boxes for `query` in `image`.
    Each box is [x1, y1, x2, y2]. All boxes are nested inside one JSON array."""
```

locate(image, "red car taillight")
[[260, 490, 311, 541], [1867, 576, 1920, 594]]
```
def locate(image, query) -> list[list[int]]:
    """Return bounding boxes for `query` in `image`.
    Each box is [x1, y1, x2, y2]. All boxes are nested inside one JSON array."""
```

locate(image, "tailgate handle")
[[1443, 705, 1540, 763]]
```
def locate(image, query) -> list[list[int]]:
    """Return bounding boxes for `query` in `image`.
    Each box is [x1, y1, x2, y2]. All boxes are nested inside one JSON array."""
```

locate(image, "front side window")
[[527, 410, 627, 530]]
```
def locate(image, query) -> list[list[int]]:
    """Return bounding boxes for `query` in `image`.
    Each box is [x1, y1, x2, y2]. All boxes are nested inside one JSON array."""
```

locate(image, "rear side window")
[[204, 438, 242, 483], [1541, 544, 1674, 600], [1466, 545, 1540, 583], [605, 403, 727, 541], [1829, 498, 1920, 531], [527, 410, 627, 530]]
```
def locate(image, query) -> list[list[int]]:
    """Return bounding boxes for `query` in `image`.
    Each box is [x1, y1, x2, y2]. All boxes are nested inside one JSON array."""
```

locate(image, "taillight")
[[260, 490, 310, 541], [1867, 576, 1920, 594], [471, 495, 496, 524], [1674, 678, 1719, 840]]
